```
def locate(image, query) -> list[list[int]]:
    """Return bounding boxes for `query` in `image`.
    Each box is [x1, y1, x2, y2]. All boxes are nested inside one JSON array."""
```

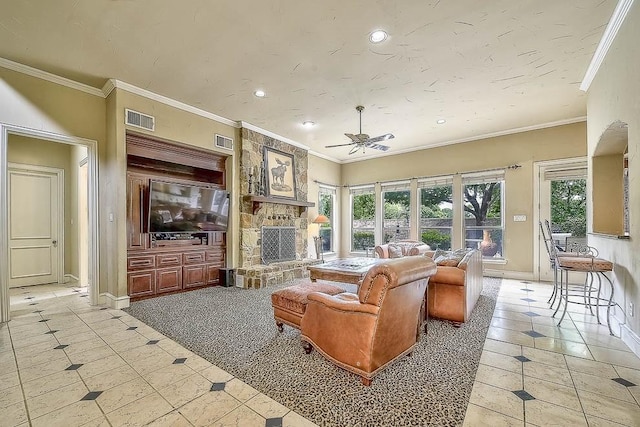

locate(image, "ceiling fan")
[[325, 105, 394, 155]]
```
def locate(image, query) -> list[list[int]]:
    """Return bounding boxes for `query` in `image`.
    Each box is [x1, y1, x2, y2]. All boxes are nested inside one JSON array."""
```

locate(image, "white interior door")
[[8, 165, 62, 288]]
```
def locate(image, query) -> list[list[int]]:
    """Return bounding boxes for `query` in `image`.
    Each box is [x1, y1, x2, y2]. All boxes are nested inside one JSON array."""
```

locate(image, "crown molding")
[[340, 116, 587, 164], [106, 79, 239, 128], [0, 57, 105, 97], [580, 0, 635, 91]]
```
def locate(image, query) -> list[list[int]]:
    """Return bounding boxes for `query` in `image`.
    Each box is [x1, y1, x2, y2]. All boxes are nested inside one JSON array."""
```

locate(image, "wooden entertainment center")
[[126, 133, 227, 300]]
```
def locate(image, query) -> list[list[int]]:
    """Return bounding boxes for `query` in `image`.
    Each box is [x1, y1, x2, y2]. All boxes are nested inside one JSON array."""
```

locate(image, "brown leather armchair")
[[300, 256, 437, 385]]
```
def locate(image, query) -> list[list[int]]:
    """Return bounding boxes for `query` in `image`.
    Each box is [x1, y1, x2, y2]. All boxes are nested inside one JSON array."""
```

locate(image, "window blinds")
[[349, 185, 374, 196], [542, 164, 587, 181], [462, 170, 505, 184], [381, 180, 410, 193], [417, 176, 454, 188], [318, 184, 336, 194]]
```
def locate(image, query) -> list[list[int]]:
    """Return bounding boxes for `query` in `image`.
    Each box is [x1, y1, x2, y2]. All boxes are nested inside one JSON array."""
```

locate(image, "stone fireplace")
[[236, 128, 319, 288]]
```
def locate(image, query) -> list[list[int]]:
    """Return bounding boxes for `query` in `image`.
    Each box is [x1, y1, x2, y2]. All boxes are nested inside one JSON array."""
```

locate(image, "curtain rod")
[[341, 164, 521, 188]]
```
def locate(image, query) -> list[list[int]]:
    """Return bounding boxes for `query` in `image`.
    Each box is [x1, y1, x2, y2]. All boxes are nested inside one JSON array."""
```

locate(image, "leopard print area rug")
[[125, 277, 501, 426]]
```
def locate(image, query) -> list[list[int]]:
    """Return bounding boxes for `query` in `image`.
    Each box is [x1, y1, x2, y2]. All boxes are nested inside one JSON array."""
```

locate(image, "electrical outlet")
[[630, 302, 635, 317]]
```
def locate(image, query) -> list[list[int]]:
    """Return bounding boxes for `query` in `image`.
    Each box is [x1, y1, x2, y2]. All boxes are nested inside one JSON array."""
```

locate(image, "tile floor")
[[2, 278, 639, 426]]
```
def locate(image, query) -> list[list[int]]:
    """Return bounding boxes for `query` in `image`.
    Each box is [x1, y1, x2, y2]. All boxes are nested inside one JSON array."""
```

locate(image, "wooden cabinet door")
[[128, 270, 155, 297], [183, 265, 206, 288], [206, 265, 220, 285], [211, 231, 226, 245], [127, 173, 148, 250], [157, 267, 182, 293]]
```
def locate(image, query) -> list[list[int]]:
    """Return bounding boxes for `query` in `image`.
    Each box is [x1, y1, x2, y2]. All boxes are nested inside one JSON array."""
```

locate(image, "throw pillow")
[[388, 244, 403, 258], [433, 248, 469, 267]]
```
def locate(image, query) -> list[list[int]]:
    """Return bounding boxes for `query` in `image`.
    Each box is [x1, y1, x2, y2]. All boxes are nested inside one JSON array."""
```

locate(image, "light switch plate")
[[513, 215, 526, 222]]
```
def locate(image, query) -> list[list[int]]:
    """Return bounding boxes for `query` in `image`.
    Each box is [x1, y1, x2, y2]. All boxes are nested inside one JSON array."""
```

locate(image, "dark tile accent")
[[111, 316, 122, 319], [612, 378, 636, 387], [521, 281, 531, 284], [514, 355, 531, 363], [173, 358, 187, 364], [25, 296, 34, 300], [210, 382, 226, 391], [33, 310, 44, 313], [45, 330, 58, 335], [100, 307, 108, 310], [73, 290, 81, 293], [29, 303, 38, 306], [512, 390, 535, 401], [522, 311, 541, 317], [147, 340, 159, 345], [127, 326, 138, 330], [81, 391, 103, 401], [38, 319, 50, 323], [265, 418, 283, 427], [66, 364, 83, 371], [522, 330, 546, 338], [54, 344, 69, 350], [80, 294, 89, 297], [521, 298, 536, 302], [520, 288, 534, 292]]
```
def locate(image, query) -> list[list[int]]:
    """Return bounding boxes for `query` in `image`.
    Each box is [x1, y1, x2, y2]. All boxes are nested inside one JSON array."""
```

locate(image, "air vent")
[[125, 109, 155, 131], [215, 134, 233, 151]]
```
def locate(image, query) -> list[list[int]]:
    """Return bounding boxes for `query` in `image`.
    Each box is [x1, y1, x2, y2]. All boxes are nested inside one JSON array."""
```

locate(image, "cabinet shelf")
[[243, 195, 315, 214]]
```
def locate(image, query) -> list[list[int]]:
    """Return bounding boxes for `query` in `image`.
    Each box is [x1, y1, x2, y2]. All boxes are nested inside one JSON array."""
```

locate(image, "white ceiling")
[[0, 0, 617, 162]]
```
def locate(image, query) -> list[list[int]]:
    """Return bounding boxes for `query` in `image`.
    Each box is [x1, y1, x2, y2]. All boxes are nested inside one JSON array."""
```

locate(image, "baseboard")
[[99, 292, 130, 309], [64, 274, 79, 283], [483, 269, 535, 281], [619, 319, 640, 359]]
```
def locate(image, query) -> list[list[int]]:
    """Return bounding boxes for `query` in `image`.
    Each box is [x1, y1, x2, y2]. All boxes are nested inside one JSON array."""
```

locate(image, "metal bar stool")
[[553, 254, 615, 335]]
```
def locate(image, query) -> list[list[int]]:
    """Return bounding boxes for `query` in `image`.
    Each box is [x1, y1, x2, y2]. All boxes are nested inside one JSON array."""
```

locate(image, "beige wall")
[[586, 2, 640, 338], [8, 135, 75, 278], [340, 122, 587, 275]]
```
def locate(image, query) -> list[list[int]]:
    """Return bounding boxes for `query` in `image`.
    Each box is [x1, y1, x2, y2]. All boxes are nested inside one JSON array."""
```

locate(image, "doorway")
[[534, 158, 587, 281], [0, 124, 99, 323]]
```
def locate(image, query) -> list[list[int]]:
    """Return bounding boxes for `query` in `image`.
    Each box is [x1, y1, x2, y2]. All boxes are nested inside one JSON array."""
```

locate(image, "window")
[[318, 186, 335, 253], [418, 178, 453, 250], [462, 171, 504, 258], [545, 165, 587, 249], [382, 182, 411, 243], [350, 185, 375, 252]]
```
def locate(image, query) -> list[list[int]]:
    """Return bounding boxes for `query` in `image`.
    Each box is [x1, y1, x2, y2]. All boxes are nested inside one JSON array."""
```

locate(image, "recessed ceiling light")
[[254, 90, 266, 98], [369, 30, 388, 43], [302, 121, 315, 128], [436, 119, 446, 124]]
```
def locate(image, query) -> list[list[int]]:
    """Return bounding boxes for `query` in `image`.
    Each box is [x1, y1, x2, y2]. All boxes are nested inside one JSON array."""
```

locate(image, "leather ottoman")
[[271, 282, 345, 331]]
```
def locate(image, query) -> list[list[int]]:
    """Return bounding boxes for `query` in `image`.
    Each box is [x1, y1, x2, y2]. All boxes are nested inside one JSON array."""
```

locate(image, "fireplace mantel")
[[243, 195, 314, 214]]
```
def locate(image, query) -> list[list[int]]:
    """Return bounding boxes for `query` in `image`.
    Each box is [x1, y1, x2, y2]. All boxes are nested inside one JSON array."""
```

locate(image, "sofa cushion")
[[388, 244, 404, 258], [433, 248, 468, 266]]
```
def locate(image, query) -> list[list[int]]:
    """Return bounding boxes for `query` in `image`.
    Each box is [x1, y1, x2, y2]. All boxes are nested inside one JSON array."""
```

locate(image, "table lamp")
[[312, 214, 330, 262]]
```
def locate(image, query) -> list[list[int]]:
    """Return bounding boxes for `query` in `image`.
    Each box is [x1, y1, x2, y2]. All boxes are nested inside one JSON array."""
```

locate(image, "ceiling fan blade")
[[365, 133, 395, 144], [325, 142, 356, 148], [365, 143, 390, 151], [344, 133, 361, 143]]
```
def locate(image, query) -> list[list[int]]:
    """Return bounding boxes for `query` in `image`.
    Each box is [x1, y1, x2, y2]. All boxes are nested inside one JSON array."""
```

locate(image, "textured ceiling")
[[0, 1, 616, 162]]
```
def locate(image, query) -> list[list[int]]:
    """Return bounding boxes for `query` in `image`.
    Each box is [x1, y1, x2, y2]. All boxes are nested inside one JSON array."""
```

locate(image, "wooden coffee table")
[[307, 257, 386, 285]]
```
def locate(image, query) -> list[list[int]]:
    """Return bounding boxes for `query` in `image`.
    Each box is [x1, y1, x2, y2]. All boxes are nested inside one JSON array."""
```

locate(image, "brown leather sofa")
[[300, 256, 437, 386], [425, 249, 483, 324], [374, 240, 431, 258]]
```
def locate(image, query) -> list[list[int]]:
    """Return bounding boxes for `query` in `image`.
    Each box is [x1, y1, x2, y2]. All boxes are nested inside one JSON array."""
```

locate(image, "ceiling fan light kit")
[[325, 105, 394, 155]]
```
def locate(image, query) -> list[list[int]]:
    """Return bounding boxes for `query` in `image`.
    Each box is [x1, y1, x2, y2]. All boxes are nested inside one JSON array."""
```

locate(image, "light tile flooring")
[[2, 278, 639, 426]]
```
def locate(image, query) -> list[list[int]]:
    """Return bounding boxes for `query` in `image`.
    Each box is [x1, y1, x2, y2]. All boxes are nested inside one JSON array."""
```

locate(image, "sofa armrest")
[[374, 245, 390, 258]]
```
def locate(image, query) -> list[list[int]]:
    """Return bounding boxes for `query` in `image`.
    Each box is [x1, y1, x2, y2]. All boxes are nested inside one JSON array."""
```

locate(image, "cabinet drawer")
[[183, 252, 205, 264], [157, 254, 182, 267], [205, 250, 225, 262], [128, 255, 155, 271]]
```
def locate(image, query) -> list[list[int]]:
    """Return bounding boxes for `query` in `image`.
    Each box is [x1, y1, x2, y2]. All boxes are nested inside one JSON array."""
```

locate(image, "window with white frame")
[[382, 181, 411, 243], [318, 185, 336, 253], [462, 170, 504, 258], [350, 185, 375, 252], [418, 177, 453, 250]]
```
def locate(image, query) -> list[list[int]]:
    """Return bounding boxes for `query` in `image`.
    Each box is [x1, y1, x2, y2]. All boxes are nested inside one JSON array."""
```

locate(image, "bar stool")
[[553, 253, 615, 335]]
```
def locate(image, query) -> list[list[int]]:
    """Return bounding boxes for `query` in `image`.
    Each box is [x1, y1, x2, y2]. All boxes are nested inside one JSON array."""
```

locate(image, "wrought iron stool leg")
[[557, 269, 570, 327]]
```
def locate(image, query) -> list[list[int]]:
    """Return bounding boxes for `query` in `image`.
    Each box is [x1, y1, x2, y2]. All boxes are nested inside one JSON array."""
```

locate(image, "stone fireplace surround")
[[236, 128, 319, 288]]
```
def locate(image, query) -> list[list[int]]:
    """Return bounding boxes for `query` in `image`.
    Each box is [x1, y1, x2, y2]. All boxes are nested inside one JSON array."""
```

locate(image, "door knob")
[[52, 240, 58, 247]]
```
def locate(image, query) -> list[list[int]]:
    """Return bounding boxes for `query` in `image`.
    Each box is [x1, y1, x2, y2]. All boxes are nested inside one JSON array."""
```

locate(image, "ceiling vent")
[[215, 134, 234, 151], [125, 109, 155, 131]]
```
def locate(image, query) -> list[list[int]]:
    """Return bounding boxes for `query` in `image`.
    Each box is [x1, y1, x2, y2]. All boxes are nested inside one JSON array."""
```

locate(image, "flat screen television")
[[148, 181, 229, 233]]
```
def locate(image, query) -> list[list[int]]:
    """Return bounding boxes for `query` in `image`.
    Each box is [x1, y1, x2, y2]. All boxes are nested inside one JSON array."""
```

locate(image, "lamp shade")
[[312, 214, 330, 224]]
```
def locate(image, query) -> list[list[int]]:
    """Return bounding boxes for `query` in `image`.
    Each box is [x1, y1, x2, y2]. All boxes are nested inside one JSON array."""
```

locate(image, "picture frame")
[[264, 147, 297, 199]]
